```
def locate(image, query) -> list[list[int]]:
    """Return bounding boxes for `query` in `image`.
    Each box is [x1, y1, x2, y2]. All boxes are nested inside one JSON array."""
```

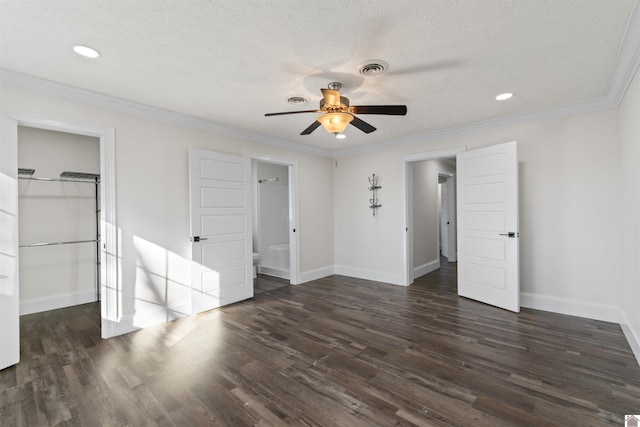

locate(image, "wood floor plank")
[[2, 265, 640, 425]]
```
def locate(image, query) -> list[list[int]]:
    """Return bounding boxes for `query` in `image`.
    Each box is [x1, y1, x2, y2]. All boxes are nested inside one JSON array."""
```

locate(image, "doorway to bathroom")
[[251, 157, 299, 291]]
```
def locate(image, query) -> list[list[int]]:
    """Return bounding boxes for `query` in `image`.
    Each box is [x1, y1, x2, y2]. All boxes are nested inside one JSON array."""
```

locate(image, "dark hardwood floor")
[[2, 260, 639, 426], [254, 274, 289, 296]]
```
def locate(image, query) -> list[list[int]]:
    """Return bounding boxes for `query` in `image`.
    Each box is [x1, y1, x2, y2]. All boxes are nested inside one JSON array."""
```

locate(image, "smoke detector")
[[358, 60, 389, 76]]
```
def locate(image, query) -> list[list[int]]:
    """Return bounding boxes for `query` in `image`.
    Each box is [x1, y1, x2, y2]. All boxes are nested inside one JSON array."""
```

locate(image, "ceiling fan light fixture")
[[335, 133, 346, 140], [317, 112, 354, 134]]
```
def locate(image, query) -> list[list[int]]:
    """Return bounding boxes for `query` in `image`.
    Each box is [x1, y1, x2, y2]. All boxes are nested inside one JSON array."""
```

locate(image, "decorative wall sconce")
[[368, 173, 382, 216]]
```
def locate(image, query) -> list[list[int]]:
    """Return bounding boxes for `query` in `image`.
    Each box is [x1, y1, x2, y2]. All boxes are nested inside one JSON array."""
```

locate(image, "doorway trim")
[[6, 113, 118, 338], [247, 152, 300, 285], [400, 146, 466, 286]]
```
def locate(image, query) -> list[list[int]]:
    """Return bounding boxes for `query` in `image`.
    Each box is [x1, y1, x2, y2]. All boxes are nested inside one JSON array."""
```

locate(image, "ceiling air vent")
[[287, 96, 308, 105], [358, 60, 389, 76]]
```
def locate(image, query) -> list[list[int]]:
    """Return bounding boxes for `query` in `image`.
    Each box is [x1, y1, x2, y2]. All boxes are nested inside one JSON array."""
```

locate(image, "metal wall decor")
[[368, 173, 381, 216]]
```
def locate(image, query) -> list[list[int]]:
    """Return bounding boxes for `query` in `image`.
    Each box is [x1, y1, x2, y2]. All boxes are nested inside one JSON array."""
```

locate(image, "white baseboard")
[[413, 259, 440, 279], [258, 266, 290, 280], [520, 292, 640, 367], [299, 264, 408, 286], [620, 311, 640, 368], [20, 289, 97, 315], [299, 265, 334, 284], [133, 301, 192, 329], [107, 301, 192, 337], [334, 265, 404, 286], [520, 292, 621, 323]]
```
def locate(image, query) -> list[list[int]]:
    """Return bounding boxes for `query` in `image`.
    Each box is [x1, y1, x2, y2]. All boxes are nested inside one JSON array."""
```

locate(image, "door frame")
[[400, 147, 466, 286], [3, 113, 118, 339], [248, 153, 300, 285]]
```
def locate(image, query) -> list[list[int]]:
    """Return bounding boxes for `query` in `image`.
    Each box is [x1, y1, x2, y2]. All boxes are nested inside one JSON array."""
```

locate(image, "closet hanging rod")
[[18, 176, 98, 184], [258, 176, 288, 183], [19, 239, 98, 248]]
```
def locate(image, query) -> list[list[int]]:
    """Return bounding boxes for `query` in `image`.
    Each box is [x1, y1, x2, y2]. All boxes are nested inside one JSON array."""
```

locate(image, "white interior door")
[[189, 149, 253, 314], [456, 141, 519, 312], [0, 116, 20, 369]]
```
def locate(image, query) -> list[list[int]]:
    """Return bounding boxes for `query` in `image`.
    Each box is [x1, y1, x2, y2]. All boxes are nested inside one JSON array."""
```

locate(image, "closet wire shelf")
[[18, 169, 100, 247]]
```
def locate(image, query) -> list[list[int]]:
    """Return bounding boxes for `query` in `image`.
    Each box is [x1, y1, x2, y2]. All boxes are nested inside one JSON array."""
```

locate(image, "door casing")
[[401, 147, 466, 286], [248, 153, 300, 285], [1, 113, 118, 340]]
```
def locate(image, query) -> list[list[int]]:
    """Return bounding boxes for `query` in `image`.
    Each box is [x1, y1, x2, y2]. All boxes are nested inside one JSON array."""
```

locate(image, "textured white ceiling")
[[1, 0, 638, 153]]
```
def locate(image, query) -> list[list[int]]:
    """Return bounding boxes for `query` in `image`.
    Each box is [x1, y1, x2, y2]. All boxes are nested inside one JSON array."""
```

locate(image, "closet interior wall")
[[17, 127, 100, 315]]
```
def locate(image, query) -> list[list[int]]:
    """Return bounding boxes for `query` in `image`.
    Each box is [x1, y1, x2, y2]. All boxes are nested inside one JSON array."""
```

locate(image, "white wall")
[[18, 127, 100, 314], [334, 108, 623, 317], [620, 65, 640, 359], [2, 85, 335, 334], [333, 153, 404, 283]]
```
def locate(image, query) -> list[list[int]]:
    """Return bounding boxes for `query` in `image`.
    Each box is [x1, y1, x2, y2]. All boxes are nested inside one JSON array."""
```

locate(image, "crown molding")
[[333, 0, 640, 158], [0, 69, 334, 158], [332, 95, 618, 158], [608, 0, 640, 106]]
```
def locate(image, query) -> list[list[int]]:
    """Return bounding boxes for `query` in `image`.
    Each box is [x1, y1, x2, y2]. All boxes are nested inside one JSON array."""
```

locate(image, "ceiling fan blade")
[[321, 88, 341, 106], [265, 110, 319, 117], [300, 120, 321, 135], [351, 105, 407, 115], [350, 116, 377, 134]]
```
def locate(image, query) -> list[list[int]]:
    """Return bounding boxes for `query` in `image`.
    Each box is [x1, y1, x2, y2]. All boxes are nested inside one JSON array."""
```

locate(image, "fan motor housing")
[[320, 96, 350, 112]]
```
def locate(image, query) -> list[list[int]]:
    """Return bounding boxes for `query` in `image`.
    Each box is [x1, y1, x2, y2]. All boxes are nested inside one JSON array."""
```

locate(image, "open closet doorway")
[[251, 156, 299, 293], [17, 127, 101, 315], [1, 116, 116, 369]]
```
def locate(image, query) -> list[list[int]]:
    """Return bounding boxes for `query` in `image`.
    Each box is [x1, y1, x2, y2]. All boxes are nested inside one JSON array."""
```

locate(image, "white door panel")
[[0, 116, 20, 370], [202, 215, 245, 235], [189, 149, 253, 314], [457, 141, 519, 312]]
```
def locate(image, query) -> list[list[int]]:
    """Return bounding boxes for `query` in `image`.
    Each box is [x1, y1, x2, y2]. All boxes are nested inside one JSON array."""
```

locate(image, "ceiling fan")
[[265, 82, 407, 136]]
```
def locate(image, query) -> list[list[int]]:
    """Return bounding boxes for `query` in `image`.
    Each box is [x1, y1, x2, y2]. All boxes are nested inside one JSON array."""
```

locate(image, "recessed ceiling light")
[[335, 133, 346, 139], [496, 92, 513, 101], [73, 45, 100, 58]]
